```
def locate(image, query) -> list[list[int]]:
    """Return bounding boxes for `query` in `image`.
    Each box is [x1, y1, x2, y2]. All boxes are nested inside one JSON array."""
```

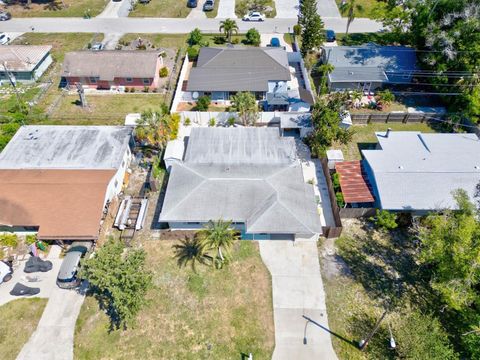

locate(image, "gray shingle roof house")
[[322, 44, 417, 91], [362, 131, 480, 212], [187, 47, 291, 92], [0, 45, 53, 83], [159, 128, 322, 239]]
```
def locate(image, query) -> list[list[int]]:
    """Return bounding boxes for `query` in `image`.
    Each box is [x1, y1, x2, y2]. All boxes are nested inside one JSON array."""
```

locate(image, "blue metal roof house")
[[321, 44, 417, 92]]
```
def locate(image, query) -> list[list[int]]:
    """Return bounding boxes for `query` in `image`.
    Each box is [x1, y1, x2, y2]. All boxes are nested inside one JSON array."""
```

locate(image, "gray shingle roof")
[[363, 132, 480, 211], [61, 51, 159, 81], [159, 128, 322, 235], [324, 44, 416, 83], [0, 125, 133, 170], [187, 47, 291, 92], [0, 45, 52, 72]]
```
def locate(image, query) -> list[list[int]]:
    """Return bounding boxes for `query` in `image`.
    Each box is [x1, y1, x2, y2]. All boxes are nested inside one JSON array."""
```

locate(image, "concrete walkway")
[[16, 282, 87, 360], [216, 0, 236, 18], [259, 240, 338, 360]]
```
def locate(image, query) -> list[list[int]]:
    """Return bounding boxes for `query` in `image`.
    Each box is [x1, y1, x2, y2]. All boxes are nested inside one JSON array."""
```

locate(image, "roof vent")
[[398, 165, 404, 170], [475, 166, 480, 170]]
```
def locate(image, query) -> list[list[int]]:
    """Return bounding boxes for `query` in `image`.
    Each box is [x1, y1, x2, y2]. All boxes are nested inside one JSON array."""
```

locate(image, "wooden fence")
[[339, 207, 377, 219], [319, 158, 343, 238]]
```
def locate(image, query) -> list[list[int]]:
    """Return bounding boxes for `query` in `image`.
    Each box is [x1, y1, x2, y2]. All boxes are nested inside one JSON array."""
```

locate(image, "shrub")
[[26, 234, 37, 245], [143, 86, 149, 93], [293, 24, 302, 36], [208, 118, 216, 127], [184, 117, 191, 126], [332, 172, 341, 191], [227, 116, 236, 126], [370, 209, 398, 230], [245, 28, 261, 46], [196, 95, 211, 111], [170, 113, 180, 140], [377, 89, 395, 105], [231, 38, 240, 44], [130, 87, 136, 93], [187, 46, 199, 60], [336, 192, 345, 208], [213, 36, 226, 45], [188, 28, 203, 46], [0, 233, 18, 248], [159, 66, 169, 78]]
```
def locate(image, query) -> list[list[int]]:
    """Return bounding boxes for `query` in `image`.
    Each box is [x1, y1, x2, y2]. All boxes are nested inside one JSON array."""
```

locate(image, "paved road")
[[16, 282, 87, 360], [0, 17, 381, 34], [259, 240, 338, 360], [216, 0, 236, 18], [317, 0, 341, 18], [275, 0, 300, 19]]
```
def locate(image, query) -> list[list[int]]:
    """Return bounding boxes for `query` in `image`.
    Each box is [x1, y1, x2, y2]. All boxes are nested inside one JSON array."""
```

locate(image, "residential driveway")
[[317, 0, 341, 18], [97, 0, 130, 18], [275, 0, 299, 19], [16, 282, 87, 360], [259, 240, 338, 360], [102, 32, 124, 49], [187, 2, 207, 19], [216, 0, 236, 18], [0, 246, 62, 307]]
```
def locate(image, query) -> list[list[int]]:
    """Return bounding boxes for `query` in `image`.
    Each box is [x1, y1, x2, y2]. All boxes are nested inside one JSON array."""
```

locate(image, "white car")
[[243, 11, 265, 21], [0, 261, 13, 283], [0, 32, 10, 45]]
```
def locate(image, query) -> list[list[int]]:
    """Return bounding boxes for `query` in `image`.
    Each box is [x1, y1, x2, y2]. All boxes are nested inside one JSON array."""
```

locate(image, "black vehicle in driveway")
[[187, 0, 198, 7], [56, 242, 91, 289], [326, 29, 336, 42]]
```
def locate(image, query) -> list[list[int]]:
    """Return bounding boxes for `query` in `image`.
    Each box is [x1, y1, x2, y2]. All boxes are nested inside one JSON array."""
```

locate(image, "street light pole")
[[358, 310, 388, 351]]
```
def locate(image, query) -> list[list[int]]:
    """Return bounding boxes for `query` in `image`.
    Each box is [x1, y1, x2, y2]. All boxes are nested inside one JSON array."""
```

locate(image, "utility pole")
[[359, 309, 388, 351]]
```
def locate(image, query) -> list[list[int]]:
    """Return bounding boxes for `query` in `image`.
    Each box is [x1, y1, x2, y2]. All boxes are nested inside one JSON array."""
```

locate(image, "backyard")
[[0, 298, 48, 360], [1, 0, 108, 17], [331, 122, 436, 160], [74, 240, 274, 359], [129, 0, 191, 18]]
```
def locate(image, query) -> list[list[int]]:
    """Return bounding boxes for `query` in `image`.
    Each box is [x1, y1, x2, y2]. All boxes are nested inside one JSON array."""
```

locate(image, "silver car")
[[56, 242, 91, 289]]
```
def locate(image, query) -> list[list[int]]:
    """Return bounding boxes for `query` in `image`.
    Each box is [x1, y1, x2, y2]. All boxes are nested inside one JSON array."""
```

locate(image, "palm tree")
[[340, 0, 362, 35], [197, 220, 238, 267], [136, 106, 172, 150], [172, 237, 211, 272], [219, 19, 238, 43]]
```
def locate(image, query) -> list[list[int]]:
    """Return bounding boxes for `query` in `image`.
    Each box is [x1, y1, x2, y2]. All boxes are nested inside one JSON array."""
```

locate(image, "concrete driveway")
[[317, 0, 341, 18], [187, 1, 207, 19], [275, 0, 299, 19], [259, 240, 338, 360], [216, 0, 236, 18], [97, 0, 131, 18], [16, 282, 87, 360]]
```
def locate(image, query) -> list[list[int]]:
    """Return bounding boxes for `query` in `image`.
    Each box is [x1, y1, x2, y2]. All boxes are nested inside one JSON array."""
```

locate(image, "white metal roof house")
[[322, 44, 417, 92], [362, 130, 480, 212], [159, 127, 322, 240], [0, 45, 53, 83]]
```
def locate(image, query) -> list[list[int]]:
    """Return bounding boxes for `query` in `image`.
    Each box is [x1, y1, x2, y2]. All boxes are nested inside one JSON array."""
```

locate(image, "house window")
[[186, 222, 201, 225], [126, 77, 133, 83], [89, 77, 97, 83], [204, 92, 212, 96], [143, 78, 150, 85]]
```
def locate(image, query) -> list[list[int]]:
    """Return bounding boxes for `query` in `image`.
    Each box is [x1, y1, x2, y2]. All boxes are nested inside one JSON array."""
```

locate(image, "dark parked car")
[[0, 11, 11, 21], [187, 0, 198, 7], [56, 242, 91, 289], [325, 29, 336, 42], [203, 0, 214, 11]]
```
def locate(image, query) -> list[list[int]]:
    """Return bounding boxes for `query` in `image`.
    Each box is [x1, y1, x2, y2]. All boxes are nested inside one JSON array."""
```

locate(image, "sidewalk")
[[259, 240, 338, 360]]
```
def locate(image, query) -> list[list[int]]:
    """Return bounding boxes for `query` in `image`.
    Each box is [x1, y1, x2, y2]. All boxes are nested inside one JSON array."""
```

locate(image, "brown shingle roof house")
[[61, 51, 163, 90], [0, 125, 134, 241]]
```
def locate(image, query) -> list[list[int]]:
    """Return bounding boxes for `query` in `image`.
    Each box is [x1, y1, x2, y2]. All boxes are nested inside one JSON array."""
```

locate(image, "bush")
[[245, 28, 261, 46], [208, 118, 216, 127], [371, 209, 398, 230], [188, 28, 203, 46], [213, 36, 226, 45], [332, 172, 341, 191], [143, 86, 149, 93], [231, 38, 240, 44], [377, 89, 395, 105], [159, 66, 169, 78], [25, 234, 37, 245], [187, 46, 200, 60], [0, 233, 18, 248], [227, 116, 236, 126], [130, 87, 136, 93], [293, 24, 302, 36], [196, 95, 211, 111], [336, 192, 345, 208], [184, 117, 191, 126]]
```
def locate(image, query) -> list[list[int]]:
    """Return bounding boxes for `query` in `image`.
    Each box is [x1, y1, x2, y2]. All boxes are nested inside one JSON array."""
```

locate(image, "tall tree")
[[219, 19, 238, 43], [79, 239, 153, 330], [339, 0, 363, 35], [197, 220, 238, 268], [298, 0, 325, 56], [136, 105, 179, 150], [230, 91, 258, 126]]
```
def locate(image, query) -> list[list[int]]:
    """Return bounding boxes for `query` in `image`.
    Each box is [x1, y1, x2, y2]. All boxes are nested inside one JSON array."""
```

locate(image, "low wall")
[[170, 53, 190, 113], [339, 208, 377, 219]]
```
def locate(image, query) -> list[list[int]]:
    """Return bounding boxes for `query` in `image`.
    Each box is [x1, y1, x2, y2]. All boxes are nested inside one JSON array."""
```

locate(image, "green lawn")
[[129, 0, 191, 18], [44, 94, 166, 125], [332, 122, 437, 160], [336, 0, 380, 19], [119, 33, 188, 50], [75, 240, 274, 359], [2, 0, 108, 18], [0, 298, 48, 360]]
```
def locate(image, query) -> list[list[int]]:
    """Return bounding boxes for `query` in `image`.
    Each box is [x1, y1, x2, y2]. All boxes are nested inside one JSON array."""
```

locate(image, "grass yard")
[[119, 33, 188, 50], [332, 122, 436, 160], [44, 94, 166, 125], [0, 298, 48, 360], [205, 0, 219, 18], [74, 240, 274, 359], [2, 0, 108, 18], [336, 0, 379, 19], [12, 33, 102, 62], [129, 0, 191, 18]]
